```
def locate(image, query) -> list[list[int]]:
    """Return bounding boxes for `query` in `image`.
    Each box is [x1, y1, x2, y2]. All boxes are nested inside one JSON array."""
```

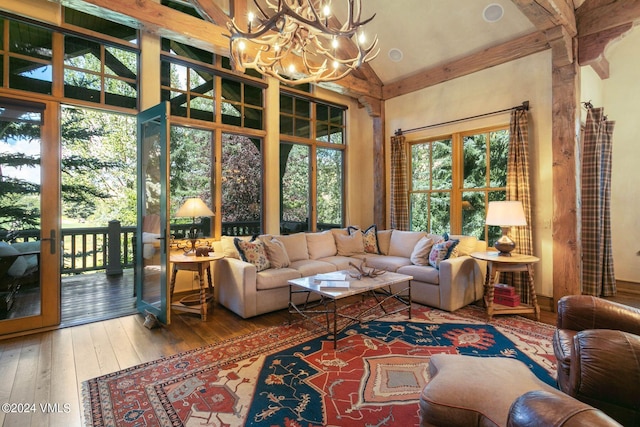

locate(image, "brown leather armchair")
[[553, 295, 640, 426], [507, 390, 621, 427]]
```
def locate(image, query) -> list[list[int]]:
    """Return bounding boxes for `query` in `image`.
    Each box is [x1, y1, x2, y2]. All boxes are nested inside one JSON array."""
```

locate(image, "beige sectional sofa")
[[211, 228, 487, 319]]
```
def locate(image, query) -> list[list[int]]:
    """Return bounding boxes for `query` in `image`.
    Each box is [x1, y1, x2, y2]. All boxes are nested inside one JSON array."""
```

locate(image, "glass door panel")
[[136, 102, 170, 324], [0, 97, 60, 335]]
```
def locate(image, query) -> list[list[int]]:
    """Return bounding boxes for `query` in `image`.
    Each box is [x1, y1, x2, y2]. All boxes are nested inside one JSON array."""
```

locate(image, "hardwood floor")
[[0, 291, 637, 427]]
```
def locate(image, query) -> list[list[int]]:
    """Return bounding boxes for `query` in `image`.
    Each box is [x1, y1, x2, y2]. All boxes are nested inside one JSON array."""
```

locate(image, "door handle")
[[40, 229, 56, 254]]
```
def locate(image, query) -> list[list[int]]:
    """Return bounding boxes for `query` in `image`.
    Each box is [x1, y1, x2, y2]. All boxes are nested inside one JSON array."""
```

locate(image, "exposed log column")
[[549, 27, 581, 304], [358, 96, 386, 228]]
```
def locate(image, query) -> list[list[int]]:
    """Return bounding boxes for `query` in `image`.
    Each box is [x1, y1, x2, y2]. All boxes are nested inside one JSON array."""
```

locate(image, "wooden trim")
[[617, 280, 640, 295], [382, 32, 549, 100]]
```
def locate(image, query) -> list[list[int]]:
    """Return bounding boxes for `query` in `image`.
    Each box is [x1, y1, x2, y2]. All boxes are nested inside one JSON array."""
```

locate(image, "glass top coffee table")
[[288, 270, 413, 348]]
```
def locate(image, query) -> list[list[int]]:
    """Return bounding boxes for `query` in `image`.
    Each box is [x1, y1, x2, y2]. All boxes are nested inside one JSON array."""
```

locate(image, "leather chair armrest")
[[556, 295, 640, 335], [567, 329, 640, 424], [507, 390, 622, 427]]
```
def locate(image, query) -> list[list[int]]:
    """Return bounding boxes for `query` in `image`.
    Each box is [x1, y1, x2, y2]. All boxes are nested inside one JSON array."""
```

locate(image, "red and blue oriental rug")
[[82, 302, 556, 427]]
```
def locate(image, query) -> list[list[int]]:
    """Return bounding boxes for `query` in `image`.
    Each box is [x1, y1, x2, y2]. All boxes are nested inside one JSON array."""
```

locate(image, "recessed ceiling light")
[[388, 48, 403, 62], [483, 3, 504, 23]]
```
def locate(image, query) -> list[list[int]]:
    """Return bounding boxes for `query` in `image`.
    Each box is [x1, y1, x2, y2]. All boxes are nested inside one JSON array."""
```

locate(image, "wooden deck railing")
[[2, 219, 340, 276]]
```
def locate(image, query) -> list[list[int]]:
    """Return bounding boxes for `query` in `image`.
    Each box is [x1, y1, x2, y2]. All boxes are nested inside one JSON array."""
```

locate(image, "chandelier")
[[227, 0, 379, 85]]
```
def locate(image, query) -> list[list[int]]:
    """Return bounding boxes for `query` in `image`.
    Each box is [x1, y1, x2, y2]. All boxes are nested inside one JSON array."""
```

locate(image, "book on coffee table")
[[319, 280, 351, 290]]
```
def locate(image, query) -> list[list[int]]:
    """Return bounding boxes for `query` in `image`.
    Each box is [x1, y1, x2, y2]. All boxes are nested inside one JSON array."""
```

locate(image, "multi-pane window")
[[410, 139, 452, 234], [409, 127, 508, 242], [64, 36, 138, 109], [221, 77, 263, 129], [4, 20, 54, 95], [280, 92, 346, 233], [0, 13, 138, 106], [161, 60, 215, 121]]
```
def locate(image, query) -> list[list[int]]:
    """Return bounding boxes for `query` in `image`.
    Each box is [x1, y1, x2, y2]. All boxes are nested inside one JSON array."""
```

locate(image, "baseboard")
[[537, 295, 554, 312], [617, 280, 640, 295]]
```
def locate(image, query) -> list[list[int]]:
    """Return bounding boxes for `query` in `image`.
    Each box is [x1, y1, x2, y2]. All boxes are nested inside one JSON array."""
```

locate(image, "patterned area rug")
[[83, 302, 557, 426]]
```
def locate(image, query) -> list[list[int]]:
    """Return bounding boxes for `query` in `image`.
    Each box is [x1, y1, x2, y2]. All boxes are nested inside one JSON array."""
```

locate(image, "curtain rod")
[[394, 100, 529, 136]]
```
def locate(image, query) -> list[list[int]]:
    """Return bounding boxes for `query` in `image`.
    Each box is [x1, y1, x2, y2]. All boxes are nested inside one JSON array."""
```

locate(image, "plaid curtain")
[[504, 108, 534, 302], [390, 134, 409, 230], [581, 107, 616, 296]]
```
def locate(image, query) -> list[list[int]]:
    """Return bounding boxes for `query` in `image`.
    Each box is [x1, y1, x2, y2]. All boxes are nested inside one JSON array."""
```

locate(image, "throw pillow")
[[410, 236, 437, 266], [347, 225, 380, 254], [376, 229, 393, 255], [335, 232, 365, 256], [234, 237, 270, 271], [389, 230, 426, 258], [428, 238, 460, 269], [262, 237, 290, 269], [277, 233, 309, 262], [0, 241, 27, 277], [306, 230, 337, 259], [221, 236, 241, 259]]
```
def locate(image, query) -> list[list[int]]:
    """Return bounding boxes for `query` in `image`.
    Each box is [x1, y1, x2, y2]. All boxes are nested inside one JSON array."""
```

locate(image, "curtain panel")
[[390, 134, 409, 230], [581, 106, 616, 296], [505, 108, 534, 302]]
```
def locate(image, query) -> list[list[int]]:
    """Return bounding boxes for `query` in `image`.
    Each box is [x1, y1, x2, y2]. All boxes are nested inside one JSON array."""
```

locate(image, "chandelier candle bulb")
[[227, 0, 379, 84]]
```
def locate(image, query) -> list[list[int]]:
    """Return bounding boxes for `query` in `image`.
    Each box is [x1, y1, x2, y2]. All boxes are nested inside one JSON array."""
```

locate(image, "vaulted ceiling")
[[59, 0, 640, 101]]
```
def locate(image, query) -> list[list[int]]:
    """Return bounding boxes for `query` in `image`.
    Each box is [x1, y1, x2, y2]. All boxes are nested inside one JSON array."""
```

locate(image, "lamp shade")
[[486, 201, 526, 226], [175, 198, 214, 218]]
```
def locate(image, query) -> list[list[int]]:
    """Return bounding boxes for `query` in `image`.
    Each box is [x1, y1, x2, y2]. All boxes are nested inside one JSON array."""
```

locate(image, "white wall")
[[587, 27, 640, 283], [385, 51, 555, 297]]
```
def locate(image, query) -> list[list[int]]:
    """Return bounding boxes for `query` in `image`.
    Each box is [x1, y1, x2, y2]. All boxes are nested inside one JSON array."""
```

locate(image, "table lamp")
[[485, 201, 526, 256], [175, 197, 214, 255]]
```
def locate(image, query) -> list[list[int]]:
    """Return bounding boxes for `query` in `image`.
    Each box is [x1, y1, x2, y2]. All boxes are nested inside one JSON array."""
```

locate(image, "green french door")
[[0, 96, 61, 335], [136, 102, 171, 324]]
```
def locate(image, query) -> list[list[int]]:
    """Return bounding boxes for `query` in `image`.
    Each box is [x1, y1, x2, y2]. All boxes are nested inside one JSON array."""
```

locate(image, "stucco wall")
[[385, 51, 555, 297]]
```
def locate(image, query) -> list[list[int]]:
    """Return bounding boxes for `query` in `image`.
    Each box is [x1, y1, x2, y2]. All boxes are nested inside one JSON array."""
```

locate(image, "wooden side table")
[[169, 252, 224, 321], [470, 251, 540, 321]]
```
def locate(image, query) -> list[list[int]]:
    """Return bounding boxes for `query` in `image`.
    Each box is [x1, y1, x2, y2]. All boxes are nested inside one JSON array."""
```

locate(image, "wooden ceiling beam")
[[576, 0, 640, 37], [511, 0, 576, 67], [578, 22, 633, 79], [188, 0, 231, 27], [511, 0, 577, 36], [382, 31, 549, 101]]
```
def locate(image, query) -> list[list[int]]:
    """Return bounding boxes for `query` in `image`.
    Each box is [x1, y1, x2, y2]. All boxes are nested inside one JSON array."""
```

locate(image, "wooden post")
[[551, 49, 582, 307], [106, 220, 123, 276]]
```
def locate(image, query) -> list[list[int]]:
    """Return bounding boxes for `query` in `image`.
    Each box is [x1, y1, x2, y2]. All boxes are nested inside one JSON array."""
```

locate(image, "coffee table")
[[288, 270, 413, 348]]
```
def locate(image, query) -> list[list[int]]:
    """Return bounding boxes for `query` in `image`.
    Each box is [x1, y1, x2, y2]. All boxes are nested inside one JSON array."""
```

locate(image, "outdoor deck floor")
[[60, 269, 137, 327]]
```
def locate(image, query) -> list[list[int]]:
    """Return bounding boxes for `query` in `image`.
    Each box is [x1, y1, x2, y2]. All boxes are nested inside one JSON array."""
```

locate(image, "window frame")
[[408, 124, 509, 241]]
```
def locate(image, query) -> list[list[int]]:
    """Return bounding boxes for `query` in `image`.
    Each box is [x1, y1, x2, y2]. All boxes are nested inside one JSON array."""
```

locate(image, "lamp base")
[[494, 227, 516, 256], [182, 238, 198, 256]]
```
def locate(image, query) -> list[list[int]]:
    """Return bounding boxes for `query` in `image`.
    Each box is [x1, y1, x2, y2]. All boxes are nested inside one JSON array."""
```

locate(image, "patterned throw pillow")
[[347, 225, 380, 254], [234, 237, 271, 272], [428, 238, 460, 269]]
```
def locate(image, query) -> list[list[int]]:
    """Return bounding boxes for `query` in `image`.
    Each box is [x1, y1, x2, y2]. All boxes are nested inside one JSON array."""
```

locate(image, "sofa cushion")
[[348, 225, 380, 254], [428, 239, 459, 269], [256, 268, 301, 290], [355, 254, 411, 271], [397, 264, 440, 284], [410, 236, 438, 266], [306, 230, 337, 259], [376, 229, 393, 255], [335, 232, 365, 256], [290, 259, 336, 276], [318, 256, 362, 271], [234, 237, 270, 271], [262, 237, 290, 268], [389, 230, 426, 258], [0, 241, 27, 277], [278, 233, 309, 262]]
